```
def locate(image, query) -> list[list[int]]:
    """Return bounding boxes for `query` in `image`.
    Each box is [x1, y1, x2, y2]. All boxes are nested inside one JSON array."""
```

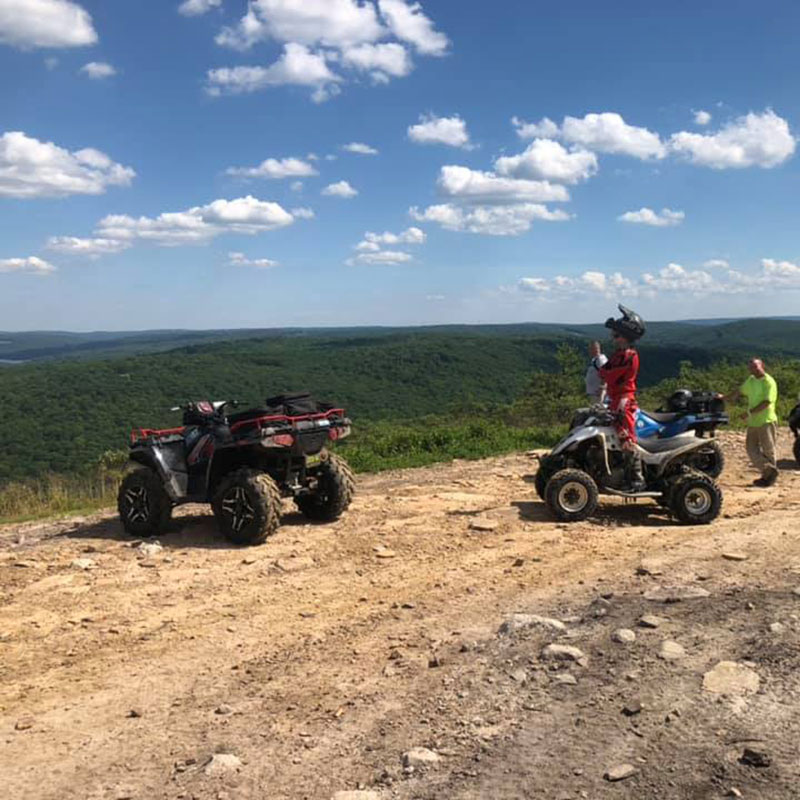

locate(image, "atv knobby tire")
[[544, 468, 599, 523], [118, 467, 173, 537], [212, 468, 282, 545], [686, 439, 725, 479], [295, 453, 355, 521], [668, 469, 722, 525]]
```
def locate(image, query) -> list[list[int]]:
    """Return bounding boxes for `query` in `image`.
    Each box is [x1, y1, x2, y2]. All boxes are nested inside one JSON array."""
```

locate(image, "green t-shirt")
[[740, 373, 778, 427]]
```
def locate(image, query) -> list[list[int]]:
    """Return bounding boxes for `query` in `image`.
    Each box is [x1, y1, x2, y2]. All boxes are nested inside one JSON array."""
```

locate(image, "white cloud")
[[216, 0, 385, 51], [494, 139, 598, 184], [0, 0, 97, 49], [669, 110, 796, 169], [761, 258, 800, 279], [207, 43, 341, 99], [0, 255, 56, 274], [228, 251, 278, 268], [355, 226, 425, 251], [436, 165, 570, 205], [0, 131, 135, 198], [342, 142, 378, 155], [518, 270, 636, 296], [46, 236, 130, 257], [340, 41, 411, 80], [512, 116, 560, 140], [694, 109, 712, 126], [322, 180, 358, 198], [377, 0, 448, 56], [641, 262, 715, 292], [703, 258, 729, 269], [561, 112, 666, 159], [347, 249, 413, 265], [79, 61, 116, 79], [95, 196, 297, 246], [178, 0, 221, 16], [410, 202, 569, 236], [226, 155, 317, 179], [408, 113, 471, 148], [290, 180, 303, 192], [290, 206, 314, 218], [618, 207, 684, 227]]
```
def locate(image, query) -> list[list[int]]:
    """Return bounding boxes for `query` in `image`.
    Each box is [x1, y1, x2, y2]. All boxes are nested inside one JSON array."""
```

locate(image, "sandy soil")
[[1, 431, 799, 800]]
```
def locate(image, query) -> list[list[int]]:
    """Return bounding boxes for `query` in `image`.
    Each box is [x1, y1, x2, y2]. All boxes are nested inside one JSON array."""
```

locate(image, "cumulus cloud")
[[618, 207, 685, 227], [518, 270, 635, 296], [207, 42, 341, 100], [703, 258, 730, 269], [46, 236, 130, 257], [669, 110, 796, 169], [694, 109, 712, 126], [377, 0, 448, 56], [0, 131, 135, 198], [761, 257, 800, 279], [342, 142, 378, 155], [290, 206, 314, 219], [228, 251, 279, 268], [511, 112, 666, 160], [79, 61, 116, 79], [0, 255, 56, 274], [437, 165, 569, 205], [95, 196, 298, 246], [410, 203, 569, 236], [355, 226, 425, 251], [347, 249, 413, 265], [0, 0, 97, 49], [226, 155, 317, 179], [494, 139, 598, 184], [178, 0, 222, 16], [340, 41, 411, 80], [322, 180, 358, 198], [408, 113, 471, 148]]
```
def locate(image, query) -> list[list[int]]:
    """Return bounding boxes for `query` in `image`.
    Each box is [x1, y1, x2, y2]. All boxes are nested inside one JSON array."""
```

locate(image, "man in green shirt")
[[725, 358, 779, 487]]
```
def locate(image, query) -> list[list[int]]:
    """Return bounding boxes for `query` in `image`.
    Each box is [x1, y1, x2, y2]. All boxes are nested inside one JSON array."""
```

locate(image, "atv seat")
[[226, 407, 272, 426], [644, 410, 681, 423], [636, 432, 696, 453]]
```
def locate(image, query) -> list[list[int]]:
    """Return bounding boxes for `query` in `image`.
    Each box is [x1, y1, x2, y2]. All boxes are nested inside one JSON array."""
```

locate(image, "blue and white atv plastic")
[[537, 404, 723, 525]]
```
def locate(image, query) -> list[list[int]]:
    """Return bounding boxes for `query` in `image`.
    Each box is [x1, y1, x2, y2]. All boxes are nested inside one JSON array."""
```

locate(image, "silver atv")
[[536, 405, 723, 525]]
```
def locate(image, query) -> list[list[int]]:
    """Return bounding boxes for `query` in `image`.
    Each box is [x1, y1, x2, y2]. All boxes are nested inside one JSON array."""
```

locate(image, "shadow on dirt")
[[58, 508, 320, 550], [777, 458, 798, 471], [512, 498, 678, 527]]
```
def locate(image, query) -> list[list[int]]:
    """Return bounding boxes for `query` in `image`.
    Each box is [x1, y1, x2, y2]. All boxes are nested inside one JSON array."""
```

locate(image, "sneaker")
[[753, 477, 768, 487], [763, 468, 779, 487]]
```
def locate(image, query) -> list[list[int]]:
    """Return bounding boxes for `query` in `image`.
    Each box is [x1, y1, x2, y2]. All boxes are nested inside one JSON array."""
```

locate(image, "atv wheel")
[[295, 453, 355, 521], [669, 470, 722, 525], [544, 469, 599, 523], [794, 437, 800, 467], [686, 440, 725, 478], [212, 469, 282, 545], [117, 467, 172, 537]]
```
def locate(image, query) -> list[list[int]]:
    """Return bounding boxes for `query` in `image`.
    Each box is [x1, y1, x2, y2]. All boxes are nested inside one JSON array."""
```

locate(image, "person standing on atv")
[[585, 340, 608, 404], [600, 305, 646, 492]]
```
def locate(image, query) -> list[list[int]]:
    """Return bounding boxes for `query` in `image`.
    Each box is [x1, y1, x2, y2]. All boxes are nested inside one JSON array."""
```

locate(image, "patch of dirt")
[[1, 431, 799, 799]]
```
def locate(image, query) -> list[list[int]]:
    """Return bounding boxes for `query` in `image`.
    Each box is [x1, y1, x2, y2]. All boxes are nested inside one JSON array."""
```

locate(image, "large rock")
[[402, 747, 441, 768], [658, 640, 686, 661], [498, 614, 565, 635], [541, 643, 588, 667], [605, 763, 637, 781], [702, 662, 760, 695], [612, 628, 636, 644]]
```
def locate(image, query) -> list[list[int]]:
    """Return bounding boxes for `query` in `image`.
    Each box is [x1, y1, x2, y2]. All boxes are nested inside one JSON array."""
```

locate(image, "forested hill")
[[1, 320, 799, 482]]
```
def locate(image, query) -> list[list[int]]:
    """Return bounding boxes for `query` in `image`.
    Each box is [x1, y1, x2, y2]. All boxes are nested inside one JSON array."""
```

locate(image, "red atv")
[[118, 393, 355, 545]]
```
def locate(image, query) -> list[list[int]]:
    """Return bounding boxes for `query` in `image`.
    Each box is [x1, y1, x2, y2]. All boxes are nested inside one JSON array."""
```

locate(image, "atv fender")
[[549, 425, 618, 475], [129, 448, 186, 502]]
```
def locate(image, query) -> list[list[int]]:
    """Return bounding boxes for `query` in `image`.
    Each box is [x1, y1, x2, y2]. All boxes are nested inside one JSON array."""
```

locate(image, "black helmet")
[[605, 304, 646, 342], [668, 388, 692, 412]]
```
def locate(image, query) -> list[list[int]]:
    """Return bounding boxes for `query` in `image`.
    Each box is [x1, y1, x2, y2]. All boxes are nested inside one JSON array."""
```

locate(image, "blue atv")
[[635, 389, 728, 478]]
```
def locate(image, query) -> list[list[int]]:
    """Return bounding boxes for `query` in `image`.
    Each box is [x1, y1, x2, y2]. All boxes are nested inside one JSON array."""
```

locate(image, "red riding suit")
[[599, 347, 640, 446]]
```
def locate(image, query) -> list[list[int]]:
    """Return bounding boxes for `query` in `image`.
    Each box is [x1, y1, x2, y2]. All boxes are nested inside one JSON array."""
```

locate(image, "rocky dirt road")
[[1, 432, 799, 800]]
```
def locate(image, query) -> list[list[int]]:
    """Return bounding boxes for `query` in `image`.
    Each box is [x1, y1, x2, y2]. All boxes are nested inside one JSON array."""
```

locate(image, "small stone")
[[739, 748, 770, 768], [553, 673, 577, 685], [138, 560, 157, 569], [126, 709, 142, 718], [469, 519, 499, 532], [658, 640, 686, 661], [512, 557, 525, 567], [636, 559, 665, 576], [402, 747, 441, 768], [644, 585, 710, 602], [703, 662, 760, 695], [541, 643, 588, 667], [136, 541, 163, 558], [509, 668, 527, 683], [204, 753, 243, 776], [215, 705, 234, 715], [612, 628, 636, 644], [769, 622, 785, 634], [622, 700, 642, 716], [241, 556, 257, 565], [587, 597, 612, 618], [15, 716, 34, 731], [604, 763, 637, 782], [722, 552, 748, 561], [428, 655, 444, 669], [373, 546, 396, 559], [70, 557, 96, 570], [400, 602, 416, 609], [276, 556, 315, 572], [726, 789, 743, 798], [498, 614, 565, 635], [638, 614, 666, 629], [792, 587, 800, 597], [331, 792, 382, 800]]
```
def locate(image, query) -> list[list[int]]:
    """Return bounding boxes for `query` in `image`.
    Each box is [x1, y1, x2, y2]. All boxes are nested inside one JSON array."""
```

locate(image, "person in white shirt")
[[585, 340, 607, 404]]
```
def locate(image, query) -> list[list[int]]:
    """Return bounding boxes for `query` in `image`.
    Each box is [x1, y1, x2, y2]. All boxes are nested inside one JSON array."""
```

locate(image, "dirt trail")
[[1, 431, 799, 800]]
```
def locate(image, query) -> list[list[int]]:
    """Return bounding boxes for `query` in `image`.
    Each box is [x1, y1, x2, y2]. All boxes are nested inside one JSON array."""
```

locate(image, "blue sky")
[[1, 0, 799, 330]]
